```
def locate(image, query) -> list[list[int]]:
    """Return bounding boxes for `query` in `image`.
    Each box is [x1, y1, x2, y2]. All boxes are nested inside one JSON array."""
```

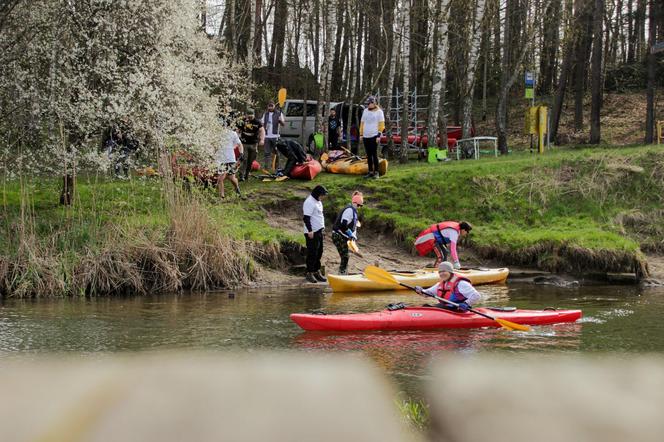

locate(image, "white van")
[[280, 100, 337, 146], [279, 100, 364, 149]]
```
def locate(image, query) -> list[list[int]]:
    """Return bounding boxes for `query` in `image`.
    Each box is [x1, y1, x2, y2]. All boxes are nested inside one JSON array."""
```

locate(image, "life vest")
[[436, 274, 471, 303], [414, 221, 460, 256], [333, 204, 358, 234]]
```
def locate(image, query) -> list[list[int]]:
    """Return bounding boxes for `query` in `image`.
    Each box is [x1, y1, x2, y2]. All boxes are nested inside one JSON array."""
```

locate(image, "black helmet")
[[311, 185, 329, 199], [459, 221, 473, 232]]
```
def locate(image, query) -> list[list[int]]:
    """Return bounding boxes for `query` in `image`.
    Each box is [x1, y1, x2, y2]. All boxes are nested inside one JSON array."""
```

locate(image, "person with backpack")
[[331, 191, 364, 274], [261, 101, 285, 171]]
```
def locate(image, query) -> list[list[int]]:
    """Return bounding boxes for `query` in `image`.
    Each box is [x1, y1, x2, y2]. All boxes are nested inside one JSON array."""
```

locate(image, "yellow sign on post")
[[538, 106, 548, 154], [525, 107, 538, 135], [658, 121, 663, 145]]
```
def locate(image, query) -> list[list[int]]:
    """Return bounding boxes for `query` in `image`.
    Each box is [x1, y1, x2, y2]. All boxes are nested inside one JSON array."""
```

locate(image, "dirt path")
[[250, 193, 664, 287], [256, 202, 485, 286]]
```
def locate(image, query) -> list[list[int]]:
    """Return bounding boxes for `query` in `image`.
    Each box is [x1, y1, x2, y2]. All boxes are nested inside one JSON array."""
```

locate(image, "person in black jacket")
[[275, 139, 307, 178], [331, 191, 364, 274]]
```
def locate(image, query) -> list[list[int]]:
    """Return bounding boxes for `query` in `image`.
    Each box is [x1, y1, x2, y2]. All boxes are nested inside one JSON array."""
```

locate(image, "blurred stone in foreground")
[[0, 353, 418, 442], [428, 355, 664, 442]]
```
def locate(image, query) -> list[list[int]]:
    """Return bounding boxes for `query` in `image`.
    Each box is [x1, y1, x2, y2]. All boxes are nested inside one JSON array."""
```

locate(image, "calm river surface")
[[2, 283, 663, 395]]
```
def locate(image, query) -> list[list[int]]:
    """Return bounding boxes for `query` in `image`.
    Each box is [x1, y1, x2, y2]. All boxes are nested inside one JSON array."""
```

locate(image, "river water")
[[1, 282, 663, 396]]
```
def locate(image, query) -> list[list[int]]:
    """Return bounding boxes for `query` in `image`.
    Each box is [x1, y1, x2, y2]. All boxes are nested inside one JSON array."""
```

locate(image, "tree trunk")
[[247, 0, 256, 75], [539, 0, 561, 95], [461, 0, 487, 139], [645, 0, 657, 143], [385, 0, 402, 157], [270, 0, 287, 68], [316, 0, 336, 145], [400, 0, 411, 163], [589, 0, 603, 144], [627, 0, 636, 61], [574, 0, 593, 131], [427, 0, 451, 149], [551, 0, 583, 142]]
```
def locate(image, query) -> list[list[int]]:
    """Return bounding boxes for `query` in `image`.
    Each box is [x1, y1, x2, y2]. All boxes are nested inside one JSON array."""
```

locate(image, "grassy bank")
[[248, 144, 663, 277], [1, 144, 662, 297]]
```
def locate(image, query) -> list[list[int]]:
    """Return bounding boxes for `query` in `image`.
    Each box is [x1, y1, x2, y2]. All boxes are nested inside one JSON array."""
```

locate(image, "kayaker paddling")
[[414, 221, 472, 269], [332, 191, 364, 275], [415, 261, 481, 312], [303, 185, 328, 283]]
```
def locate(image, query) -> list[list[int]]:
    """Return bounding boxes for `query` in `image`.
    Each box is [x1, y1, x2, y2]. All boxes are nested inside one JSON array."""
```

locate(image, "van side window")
[[306, 104, 317, 117], [285, 103, 303, 117]]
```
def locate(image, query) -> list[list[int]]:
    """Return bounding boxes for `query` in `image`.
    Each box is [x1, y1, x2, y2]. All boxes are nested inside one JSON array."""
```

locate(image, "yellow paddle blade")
[[495, 318, 531, 332], [348, 240, 360, 254], [278, 88, 287, 107], [363, 265, 400, 286]]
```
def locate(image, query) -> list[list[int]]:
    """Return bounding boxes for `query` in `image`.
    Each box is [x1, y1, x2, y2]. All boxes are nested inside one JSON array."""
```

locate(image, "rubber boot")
[[314, 270, 327, 282], [305, 272, 318, 283]]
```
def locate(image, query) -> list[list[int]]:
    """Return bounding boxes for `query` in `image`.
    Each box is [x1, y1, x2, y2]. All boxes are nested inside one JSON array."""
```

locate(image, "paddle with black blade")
[[363, 265, 530, 332]]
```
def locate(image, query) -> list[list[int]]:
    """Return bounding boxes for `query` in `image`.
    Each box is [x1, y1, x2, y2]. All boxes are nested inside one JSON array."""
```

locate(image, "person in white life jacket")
[[414, 261, 482, 311], [413, 221, 472, 269], [331, 191, 364, 274]]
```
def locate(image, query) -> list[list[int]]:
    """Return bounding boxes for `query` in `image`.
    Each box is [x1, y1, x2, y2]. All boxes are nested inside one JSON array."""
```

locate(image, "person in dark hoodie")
[[302, 185, 328, 283], [275, 138, 307, 178]]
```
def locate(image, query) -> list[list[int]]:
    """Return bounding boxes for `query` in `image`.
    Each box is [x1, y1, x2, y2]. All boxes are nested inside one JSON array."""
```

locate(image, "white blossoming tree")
[[0, 0, 250, 197]]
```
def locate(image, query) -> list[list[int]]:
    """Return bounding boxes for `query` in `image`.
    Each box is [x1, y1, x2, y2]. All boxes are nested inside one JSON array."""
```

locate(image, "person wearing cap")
[[331, 191, 364, 275], [261, 101, 285, 171], [414, 221, 473, 269], [414, 261, 482, 312], [238, 108, 265, 181], [303, 185, 328, 283], [275, 138, 307, 178], [359, 96, 385, 178]]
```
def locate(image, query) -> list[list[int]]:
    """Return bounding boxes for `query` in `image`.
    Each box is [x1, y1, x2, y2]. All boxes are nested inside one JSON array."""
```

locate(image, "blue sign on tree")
[[525, 72, 535, 87]]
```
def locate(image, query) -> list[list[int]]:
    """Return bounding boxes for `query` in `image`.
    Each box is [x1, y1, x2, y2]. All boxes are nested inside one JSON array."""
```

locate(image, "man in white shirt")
[[302, 185, 328, 283], [216, 127, 245, 200], [261, 101, 285, 171], [415, 261, 482, 312], [359, 96, 385, 178]]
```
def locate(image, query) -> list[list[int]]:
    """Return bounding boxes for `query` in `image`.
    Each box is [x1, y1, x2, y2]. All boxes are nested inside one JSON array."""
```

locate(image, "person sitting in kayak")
[[415, 261, 481, 312], [414, 221, 472, 269], [275, 139, 307, 178], [332, 191, 364, 274]]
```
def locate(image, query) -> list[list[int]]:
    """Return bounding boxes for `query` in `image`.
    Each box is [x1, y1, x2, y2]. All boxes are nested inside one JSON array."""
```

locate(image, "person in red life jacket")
[[414, 261, 481, 311], [413, 221, 472, 269], [332, 191, 364, 274]]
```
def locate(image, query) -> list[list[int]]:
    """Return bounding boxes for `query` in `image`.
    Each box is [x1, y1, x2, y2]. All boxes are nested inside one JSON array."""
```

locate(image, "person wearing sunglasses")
[[331, 191, 364, 275]]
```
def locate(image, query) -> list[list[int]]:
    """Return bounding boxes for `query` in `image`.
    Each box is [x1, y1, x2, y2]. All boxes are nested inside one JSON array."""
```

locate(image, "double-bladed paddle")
[[363, 265, 530, 332]]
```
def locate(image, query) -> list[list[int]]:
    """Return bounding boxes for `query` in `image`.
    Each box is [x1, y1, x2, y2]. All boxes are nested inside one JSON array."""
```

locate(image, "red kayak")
[[291, 159, 322, 180], [290, 307, 582, 331]]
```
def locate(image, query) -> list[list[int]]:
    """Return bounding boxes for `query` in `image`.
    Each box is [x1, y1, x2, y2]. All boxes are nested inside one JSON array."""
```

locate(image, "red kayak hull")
[[291, 159, 322, 180], [290, 307, 582, 331]]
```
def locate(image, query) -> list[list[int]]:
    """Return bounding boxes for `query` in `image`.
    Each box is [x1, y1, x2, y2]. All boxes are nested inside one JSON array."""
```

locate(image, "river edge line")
[[1, 145, 662, 297]]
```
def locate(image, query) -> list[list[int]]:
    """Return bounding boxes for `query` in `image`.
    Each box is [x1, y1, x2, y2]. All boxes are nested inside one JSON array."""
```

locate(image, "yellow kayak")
[[321, 152, 388, 176], [327, 267, 509, 293]]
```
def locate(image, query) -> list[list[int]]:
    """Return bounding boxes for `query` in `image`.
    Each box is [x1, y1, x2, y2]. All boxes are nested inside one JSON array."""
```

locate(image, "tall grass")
[[0, 171, 258, 297]]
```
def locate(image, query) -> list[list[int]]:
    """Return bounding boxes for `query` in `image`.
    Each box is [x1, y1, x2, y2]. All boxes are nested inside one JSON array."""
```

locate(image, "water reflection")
[[1, 283, 664, 393]]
